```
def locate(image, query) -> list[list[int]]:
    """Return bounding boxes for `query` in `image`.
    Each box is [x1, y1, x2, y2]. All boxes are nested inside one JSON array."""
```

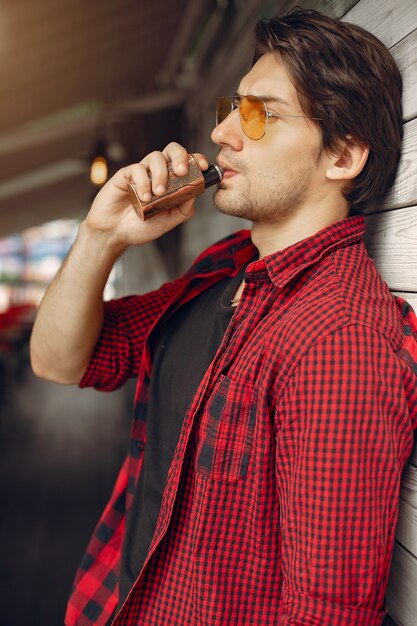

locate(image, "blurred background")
[[0, 1, 290, 623], [0, 0, 411, 624]]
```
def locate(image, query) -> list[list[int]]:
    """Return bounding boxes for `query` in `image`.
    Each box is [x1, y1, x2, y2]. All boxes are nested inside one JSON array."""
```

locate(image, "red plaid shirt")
[[66, 215, 417, 626]]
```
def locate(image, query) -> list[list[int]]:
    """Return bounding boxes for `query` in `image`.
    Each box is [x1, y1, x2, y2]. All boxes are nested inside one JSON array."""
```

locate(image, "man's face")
[[211, 53, 330, 224]]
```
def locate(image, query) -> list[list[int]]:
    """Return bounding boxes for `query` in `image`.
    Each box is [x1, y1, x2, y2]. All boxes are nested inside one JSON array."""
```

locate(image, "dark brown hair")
[[254, 9, 403, 214]]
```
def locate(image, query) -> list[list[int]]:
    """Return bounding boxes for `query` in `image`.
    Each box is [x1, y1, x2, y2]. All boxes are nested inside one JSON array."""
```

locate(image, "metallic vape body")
[[127, 155, 223, 220]]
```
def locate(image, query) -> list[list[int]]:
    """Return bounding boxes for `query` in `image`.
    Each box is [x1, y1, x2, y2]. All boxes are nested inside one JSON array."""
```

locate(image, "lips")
[[216, 159, 237, 176]]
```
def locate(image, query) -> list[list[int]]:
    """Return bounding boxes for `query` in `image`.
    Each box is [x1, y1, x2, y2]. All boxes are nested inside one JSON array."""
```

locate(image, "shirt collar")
[[245, 215, 366, 288]]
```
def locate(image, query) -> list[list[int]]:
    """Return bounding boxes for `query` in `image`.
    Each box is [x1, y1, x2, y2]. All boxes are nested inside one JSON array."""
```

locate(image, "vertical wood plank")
[[344, 0, 417, 47], [391, 29, 417, 122], [364, 206, 417, 291], [386, 543, 417, 626], [384, 118, 417, 210], [395, 465, 417, 557]]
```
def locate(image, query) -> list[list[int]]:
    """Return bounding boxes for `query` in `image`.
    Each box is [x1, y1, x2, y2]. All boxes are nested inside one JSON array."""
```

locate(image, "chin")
[[214, 189, 247, 218], [215, 203, 256, 222], [215, 198, 243, 219]]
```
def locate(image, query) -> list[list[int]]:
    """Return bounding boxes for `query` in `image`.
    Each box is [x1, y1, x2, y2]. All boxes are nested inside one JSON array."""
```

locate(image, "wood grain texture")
[[386, 542, 417, 626], [344, 0, 417, 47], [364, 206, 417, 291], [283, 0, 358, 17], [383, 118, 417, 211], [396, 464, 417, 557], [391, 29, 417, 122]]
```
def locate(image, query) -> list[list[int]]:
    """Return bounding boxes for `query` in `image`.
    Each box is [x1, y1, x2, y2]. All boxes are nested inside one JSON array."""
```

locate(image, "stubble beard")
[[213, 163, 314, 225]]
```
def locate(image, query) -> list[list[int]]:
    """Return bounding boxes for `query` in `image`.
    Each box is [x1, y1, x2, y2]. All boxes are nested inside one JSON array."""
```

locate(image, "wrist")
[[78, 220, 129, 258]]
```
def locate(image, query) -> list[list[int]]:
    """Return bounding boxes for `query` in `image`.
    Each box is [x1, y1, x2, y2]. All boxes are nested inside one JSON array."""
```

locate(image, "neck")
[[250, 202, 350, 258]]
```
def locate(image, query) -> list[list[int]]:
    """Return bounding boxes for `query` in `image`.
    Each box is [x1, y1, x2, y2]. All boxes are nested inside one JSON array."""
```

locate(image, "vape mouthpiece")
[[203, 164, 224, 187]]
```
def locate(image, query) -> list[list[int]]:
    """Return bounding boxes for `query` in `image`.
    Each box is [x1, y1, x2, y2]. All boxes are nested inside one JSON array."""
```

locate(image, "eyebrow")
[[234, 92, 290, 107]]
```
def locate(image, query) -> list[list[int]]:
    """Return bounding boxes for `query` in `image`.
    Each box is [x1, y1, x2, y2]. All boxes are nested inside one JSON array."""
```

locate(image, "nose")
[[211, 108, 244, 151]]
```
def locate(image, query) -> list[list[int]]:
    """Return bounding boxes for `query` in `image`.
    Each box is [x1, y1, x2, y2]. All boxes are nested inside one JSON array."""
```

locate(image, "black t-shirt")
[[118, 267, 246, 606]]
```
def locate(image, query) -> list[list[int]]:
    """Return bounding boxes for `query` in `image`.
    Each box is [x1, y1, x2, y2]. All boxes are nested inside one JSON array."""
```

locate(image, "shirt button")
[[136, 440, 145, 451]]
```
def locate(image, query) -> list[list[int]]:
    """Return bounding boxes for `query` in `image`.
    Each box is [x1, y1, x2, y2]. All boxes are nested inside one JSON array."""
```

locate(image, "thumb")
[[153, 198, 196, 236], [176, 198, 196, 220]]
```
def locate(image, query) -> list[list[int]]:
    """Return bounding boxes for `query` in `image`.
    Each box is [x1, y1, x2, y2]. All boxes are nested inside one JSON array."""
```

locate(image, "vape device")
[[127, 154, 224, 220]]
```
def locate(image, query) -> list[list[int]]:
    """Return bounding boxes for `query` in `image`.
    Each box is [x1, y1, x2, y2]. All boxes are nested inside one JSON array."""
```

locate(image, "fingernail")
[[142, 192, 151, 202], [156, 184, 165, 195], [177, 163, 186, 173]]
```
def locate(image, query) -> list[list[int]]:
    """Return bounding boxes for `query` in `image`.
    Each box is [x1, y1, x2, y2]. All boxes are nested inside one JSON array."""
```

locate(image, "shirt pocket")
[[196, 374, 257, 483]]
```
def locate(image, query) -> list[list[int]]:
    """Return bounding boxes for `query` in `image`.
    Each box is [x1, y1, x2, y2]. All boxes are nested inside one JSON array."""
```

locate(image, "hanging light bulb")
[[90, 139, 108, 186], [90, 156, 108, 185]]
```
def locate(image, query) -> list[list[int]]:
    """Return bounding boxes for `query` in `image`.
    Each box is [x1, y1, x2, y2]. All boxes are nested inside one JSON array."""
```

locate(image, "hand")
[[86, 142, 209, 249]]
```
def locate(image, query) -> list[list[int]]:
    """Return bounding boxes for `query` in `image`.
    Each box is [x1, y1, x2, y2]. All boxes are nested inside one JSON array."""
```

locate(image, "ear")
[[326, 135, 369, 181]]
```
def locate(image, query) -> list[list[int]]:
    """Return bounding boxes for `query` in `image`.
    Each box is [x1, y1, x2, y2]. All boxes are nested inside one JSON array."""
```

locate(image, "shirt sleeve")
[[274, 323, 414, 626], [79, 280, 178, 391]]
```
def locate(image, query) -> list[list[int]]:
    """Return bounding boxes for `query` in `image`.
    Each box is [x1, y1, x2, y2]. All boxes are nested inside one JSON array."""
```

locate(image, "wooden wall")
[[343, 2, 417, 625], [178, 1, 416, 624]]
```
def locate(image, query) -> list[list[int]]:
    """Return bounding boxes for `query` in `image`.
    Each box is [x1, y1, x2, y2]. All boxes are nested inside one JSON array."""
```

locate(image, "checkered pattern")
[[65, 216, 417, 625], [196, 374, 257, 482]]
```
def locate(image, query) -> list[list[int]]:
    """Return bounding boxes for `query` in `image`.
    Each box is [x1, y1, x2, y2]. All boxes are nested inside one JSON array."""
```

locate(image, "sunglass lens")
[[216, 95, 267, 140], [216, 97, 232, 125], [240, 96, 266, 140]]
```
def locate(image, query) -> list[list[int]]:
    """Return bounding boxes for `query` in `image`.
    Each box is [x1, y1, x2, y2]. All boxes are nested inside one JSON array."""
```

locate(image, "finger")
[[141, 198, 195, 238], [163, 200, 196, 231], [192, 153, 209, 171], [128, 162, 155, 203], [176, 198, 196, 219], [162, 142, 190, 176], [144, 151, 170, 196], [104, 164, 150, 205]]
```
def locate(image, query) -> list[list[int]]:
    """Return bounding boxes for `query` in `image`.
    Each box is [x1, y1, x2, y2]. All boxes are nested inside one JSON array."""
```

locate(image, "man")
[[31, 9, 417, 626]]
